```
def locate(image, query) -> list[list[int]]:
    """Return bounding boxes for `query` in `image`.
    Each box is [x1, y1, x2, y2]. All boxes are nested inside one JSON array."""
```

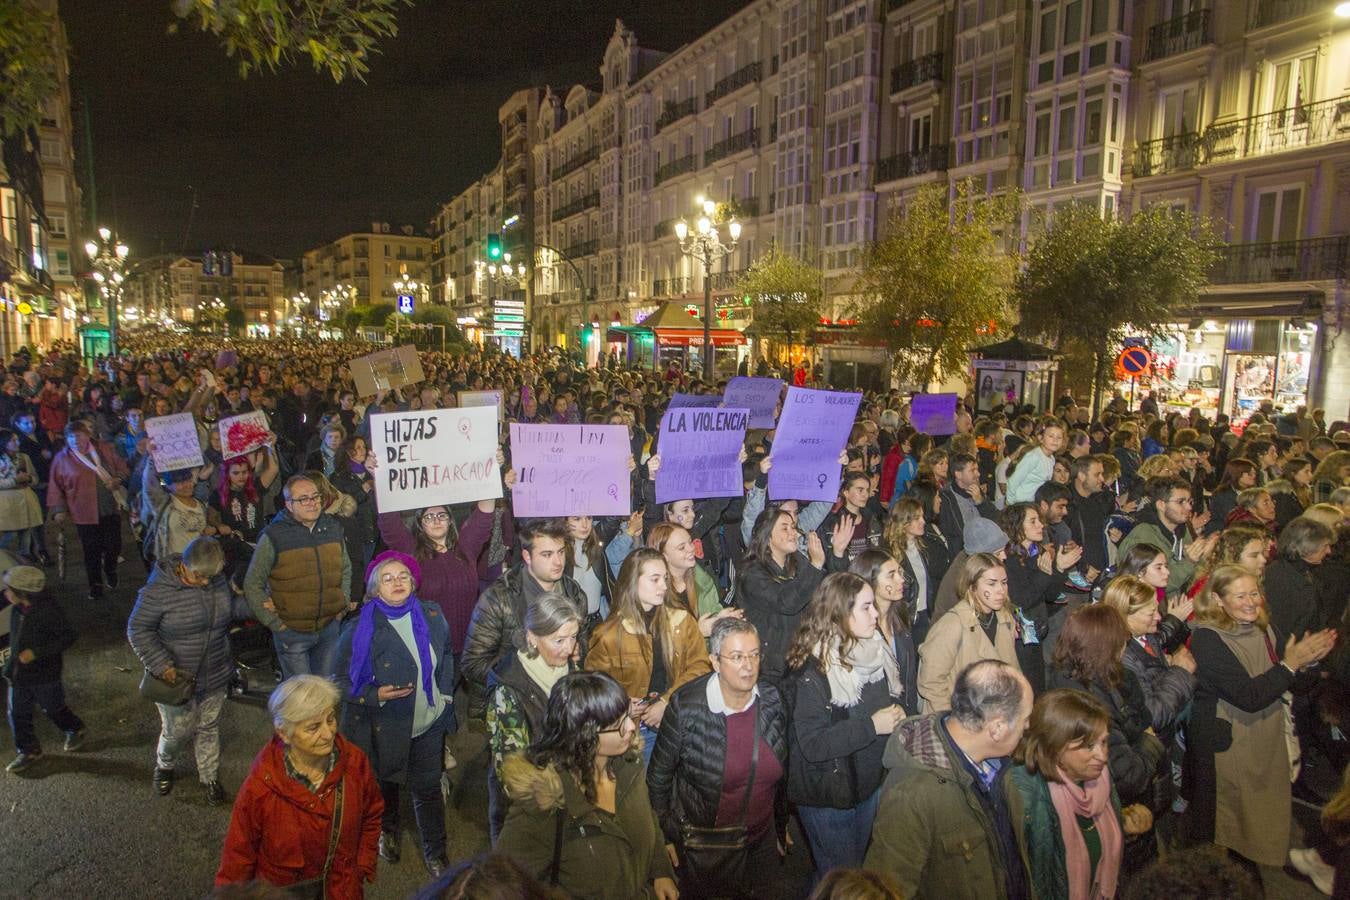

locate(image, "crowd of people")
[[2, 333, 1350, 899]]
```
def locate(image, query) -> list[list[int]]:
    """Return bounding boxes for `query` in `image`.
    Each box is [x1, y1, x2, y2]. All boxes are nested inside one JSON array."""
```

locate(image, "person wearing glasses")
[[646, 617, 789, 898], [498, 671, 677, 900], [336, 550, 457, 877], [243, 474, 353, 679], [1115, 476, 1217, 598]]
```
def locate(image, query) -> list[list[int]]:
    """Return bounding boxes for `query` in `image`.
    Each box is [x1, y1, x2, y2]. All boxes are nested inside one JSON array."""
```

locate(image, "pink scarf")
[[1049, 768, 1123, 900]]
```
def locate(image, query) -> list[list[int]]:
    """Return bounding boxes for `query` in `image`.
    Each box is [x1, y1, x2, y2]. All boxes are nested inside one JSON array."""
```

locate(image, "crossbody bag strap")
[[735, 702, 761, 825], [321, 779, 345, 883], [548, 806, 565, 885]]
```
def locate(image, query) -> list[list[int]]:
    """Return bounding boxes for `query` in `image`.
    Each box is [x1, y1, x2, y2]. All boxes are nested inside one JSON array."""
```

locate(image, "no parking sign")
[[1115, 345, 1153, 379]]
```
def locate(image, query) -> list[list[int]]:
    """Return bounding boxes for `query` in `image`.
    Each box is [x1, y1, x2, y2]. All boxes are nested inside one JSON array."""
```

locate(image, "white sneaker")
[[1289, 847, 1334, 895]]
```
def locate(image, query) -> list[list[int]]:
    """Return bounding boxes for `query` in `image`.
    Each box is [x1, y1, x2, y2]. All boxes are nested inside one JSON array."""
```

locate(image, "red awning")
[[654, 327, 746, 346]]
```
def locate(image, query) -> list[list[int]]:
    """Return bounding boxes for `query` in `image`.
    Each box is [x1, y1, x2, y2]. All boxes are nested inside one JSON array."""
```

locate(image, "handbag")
[[138, 586, 216, 706], [678, 710, 761, 896], [286, 779, 345, 899]]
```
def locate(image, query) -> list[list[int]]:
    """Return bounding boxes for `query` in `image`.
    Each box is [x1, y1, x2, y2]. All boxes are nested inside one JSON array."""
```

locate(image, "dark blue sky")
[[61, 0, 748, 259]]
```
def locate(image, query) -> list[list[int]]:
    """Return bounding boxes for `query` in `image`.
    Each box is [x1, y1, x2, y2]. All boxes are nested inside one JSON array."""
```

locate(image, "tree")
[[2, 0, 410, 136], [341, 309, 364, 335], [363, 302, 395, 326], [853, 181, 1019, 388], [1015, 201, 1219, 417], [224, 306, 246, 335], [735, 244, 825, 363]]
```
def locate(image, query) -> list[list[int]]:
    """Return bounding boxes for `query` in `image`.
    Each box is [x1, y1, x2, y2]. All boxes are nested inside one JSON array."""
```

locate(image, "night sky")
[[59, 0, 749, 262]]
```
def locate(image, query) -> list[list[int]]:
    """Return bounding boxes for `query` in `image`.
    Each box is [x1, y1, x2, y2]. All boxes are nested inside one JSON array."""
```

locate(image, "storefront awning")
[[605, 324, 745, 346]]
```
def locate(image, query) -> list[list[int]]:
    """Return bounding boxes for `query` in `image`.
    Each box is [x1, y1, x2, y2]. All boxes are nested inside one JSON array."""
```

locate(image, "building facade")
[[124, 251, 287, 336], [300, 223, 431, 327]]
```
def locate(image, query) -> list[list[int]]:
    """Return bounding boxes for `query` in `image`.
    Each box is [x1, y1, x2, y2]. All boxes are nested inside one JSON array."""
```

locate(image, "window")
[[1063, 1, 1082, 44], [1084, 98, 1103, 144], [47, 213, 66, 237], [1252, 187, 1302, 243], [909, 112, 933, 152], [40, 139, 60, 161], [1038, 10, 1057, 55], [1159, 86, 1199, 137], [1089, 0, 1109, 35], [1034, 107, 1052, 157], [1057, 105, 1077, 152], [42, 173, 65, 204], [1268, 54, 1316, 118]]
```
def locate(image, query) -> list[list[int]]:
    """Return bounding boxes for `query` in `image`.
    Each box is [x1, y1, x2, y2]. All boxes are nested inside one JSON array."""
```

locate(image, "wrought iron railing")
[[1144, 9, 1211, 63], [563, 238, 599, 259], [1250, 0, 1325, 29], [653, 276, 692, 296], [875, 144, 950, 182], [710, 268, 748, 291], [553, 192, 600, 220], [654, 154, 698, 186], [1209, 236, 1348, 284], [704, 128, 760, 166], [706, 62, 762, 106], [891, 52, 943, 93], [652, 217, 680, 241], [655, 97, 699, 134], [554, 146, 599, 180]]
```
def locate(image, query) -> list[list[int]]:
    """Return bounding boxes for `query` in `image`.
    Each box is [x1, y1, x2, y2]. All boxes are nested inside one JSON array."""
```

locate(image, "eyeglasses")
[[288, 494, 321, 505], [421, 512, 450, 522], [718, 651, 761, 665], [598, 713, 634, 735], [379, 572, 413, 584]]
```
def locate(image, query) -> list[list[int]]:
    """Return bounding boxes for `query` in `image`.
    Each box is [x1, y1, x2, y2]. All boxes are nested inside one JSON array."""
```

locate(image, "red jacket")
[[38, 387, 67, 436], [216, 734, 384, 898], [46, 440, 129, 525]]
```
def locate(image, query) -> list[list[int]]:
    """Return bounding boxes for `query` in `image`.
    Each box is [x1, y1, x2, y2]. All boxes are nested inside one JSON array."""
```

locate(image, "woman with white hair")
[[216, 674, 384, 896], [336, 550, 457, 876], [126, 536, 250, 803]]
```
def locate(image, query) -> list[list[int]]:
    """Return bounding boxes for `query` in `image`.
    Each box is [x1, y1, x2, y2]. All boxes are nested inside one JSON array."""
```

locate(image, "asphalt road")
[[0, 524, 1328, 899]]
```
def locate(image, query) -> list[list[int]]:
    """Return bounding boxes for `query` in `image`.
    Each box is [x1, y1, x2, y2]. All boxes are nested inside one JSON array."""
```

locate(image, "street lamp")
[[85, 226, 130, 355], [675, 196, 740, 382]]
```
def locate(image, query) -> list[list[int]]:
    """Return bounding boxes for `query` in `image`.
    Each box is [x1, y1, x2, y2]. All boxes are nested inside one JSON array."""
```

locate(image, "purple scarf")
[[347, 596, 436, 706]]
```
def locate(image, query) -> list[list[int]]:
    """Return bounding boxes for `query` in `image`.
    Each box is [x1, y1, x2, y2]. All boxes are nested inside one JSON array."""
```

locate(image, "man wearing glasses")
[[1116, 475, 1218, 596], [243, 474, 353, 678]]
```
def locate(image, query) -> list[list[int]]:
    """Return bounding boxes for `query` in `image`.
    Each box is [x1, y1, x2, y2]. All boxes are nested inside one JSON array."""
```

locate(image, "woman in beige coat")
[[916, 552, 1021, 713]]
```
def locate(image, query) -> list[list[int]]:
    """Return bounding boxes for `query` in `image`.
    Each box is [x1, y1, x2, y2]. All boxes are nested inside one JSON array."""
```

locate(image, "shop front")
[[607, 302, 746, 376], [812, 325, 890, 391]]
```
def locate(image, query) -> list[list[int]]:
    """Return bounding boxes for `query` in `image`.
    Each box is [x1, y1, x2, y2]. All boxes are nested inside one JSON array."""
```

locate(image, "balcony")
[[706, 61, 762, 107], [553, 191, 600, 220], [554, 146, 599, 180], [875, 144, 950, 182], [1133, 132, 1202, 177], [710, 268, 748, 291], [655, 97, 699, 134], [704, 128, 760, 166], [734, 197, 761, 218], [652, 217, 680, 241], [890, 52, 943, 94], [887, 0, 916, 10], [1143, 9, 1211, 63], [1250, 0, 1324, 29], [653, 276, 692, 296], [564, 238, 599, 258], [654, 153, 698, 186], [1210, 235, 1348, 284]]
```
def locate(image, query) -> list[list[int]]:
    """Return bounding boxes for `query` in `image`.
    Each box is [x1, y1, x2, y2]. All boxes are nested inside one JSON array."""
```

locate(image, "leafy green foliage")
[[853, 181, 1019, 387], [168, 0, 411, 82], [1015, 201, 1218, 412], [0, 1, 61, 137], [735, 243, 825, 358]]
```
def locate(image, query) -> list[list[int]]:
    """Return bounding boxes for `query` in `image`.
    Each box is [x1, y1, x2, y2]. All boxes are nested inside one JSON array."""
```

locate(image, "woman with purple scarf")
[[336, 550, 457, 878]]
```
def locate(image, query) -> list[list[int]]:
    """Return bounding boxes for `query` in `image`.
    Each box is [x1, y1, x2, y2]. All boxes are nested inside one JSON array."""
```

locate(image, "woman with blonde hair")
[[585, 548, 710, 762], [916, 552, 1020, 713], [1185, 525, 1271, 600], [1187, 564, 1338, 886], [647, 521, 741, 638], [786, 572, 904, 884], [882, 496, 941, 641], [1312, 450, 1350, 505], [1101, 575, 1195, 739]]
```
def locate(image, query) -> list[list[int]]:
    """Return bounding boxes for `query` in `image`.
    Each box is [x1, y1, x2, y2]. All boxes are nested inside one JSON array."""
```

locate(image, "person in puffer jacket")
[[127, 536, 252, 803], [1101, 575, 1195, 742]]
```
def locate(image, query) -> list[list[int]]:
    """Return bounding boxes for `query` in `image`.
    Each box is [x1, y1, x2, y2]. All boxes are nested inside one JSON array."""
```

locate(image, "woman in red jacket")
[[217, 675, 384, 898]]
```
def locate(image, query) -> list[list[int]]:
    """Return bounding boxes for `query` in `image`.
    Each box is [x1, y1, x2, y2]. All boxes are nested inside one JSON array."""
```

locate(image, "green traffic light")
[[487, 233, 502, 260]]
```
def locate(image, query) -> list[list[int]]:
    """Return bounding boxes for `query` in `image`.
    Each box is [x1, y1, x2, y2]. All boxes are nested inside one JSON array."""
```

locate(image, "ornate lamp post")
[[84, 226, 129, 355], [675, 196, 740, 382]]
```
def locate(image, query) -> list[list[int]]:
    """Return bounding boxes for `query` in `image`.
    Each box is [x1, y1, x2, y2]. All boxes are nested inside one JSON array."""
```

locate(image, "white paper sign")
[[458, 390, 505, 422], [369, 408, 503, 513], [145, 413, 204, 471], [218, 410, 274, 458]]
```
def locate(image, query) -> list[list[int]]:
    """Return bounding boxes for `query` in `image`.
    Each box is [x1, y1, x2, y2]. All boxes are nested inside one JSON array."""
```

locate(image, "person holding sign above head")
[[242, 474, 353, 680], [462, 518, 591, 702]]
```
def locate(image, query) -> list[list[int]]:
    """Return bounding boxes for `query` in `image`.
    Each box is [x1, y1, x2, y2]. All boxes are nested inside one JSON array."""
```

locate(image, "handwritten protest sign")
[[668, 393, 723, 409], [459, 390, 505, 422], [724, 377, 783, 429], [218, 411, 273, 458], [351, 345, 425, 397], [655, 408, 749, 504], [910, 393, 959, 436], [145, 413, 204, 471], [369, 408, 502, 513], [510, 424, 631, 517], [215, 350, 237, 369], [767, 387, 861, 502]]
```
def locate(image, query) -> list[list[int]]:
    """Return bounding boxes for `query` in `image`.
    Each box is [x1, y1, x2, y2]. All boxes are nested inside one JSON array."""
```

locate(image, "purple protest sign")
[[655, 407, 749, 504], [910, 393, 959, 436], [724, 377, 783, 429], [767, 387, 861, 502], [668, 393, 723, 409], [510, 424, 631, 517]]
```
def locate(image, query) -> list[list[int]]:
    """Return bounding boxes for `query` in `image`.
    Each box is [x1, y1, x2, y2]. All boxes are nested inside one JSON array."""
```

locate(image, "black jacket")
[[3, 594, 76, 686], [461, 565, 590, 689], [736, 554, 841, 685], [1065, 488, 1113, 572], [1120, 635, 1195, 741], [787, 657, 897, 809], [1002, 548, 1059, 637], [646, 674, 789, 844], [1264, 557, 1322, 641], [898, 534, 948, 618]]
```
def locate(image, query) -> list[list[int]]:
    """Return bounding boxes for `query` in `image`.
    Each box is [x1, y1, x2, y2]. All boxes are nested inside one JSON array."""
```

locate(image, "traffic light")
[[487, 233, 502, 260]]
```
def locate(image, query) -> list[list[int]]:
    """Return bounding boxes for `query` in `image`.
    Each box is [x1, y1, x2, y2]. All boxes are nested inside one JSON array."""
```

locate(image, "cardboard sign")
[[459, 390, 505, 422], [218, 410, 274, 459], [767, 387, 861, 502], [910, 393, 959, 436], [369, 408, 502, 513], [145, 413, 204, 472], [350, 345, 425, 397], [668, 392, 723, 409], [215, 350, 238, 369], [655, 407, 749, 504], [724, 377, 783, 429], [510, 424, 631, 517]]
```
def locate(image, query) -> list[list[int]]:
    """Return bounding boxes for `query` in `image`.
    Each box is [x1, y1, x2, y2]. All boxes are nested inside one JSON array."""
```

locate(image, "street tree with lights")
[[734, 244, 825, 366], [854, 181, 1019, 388]]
